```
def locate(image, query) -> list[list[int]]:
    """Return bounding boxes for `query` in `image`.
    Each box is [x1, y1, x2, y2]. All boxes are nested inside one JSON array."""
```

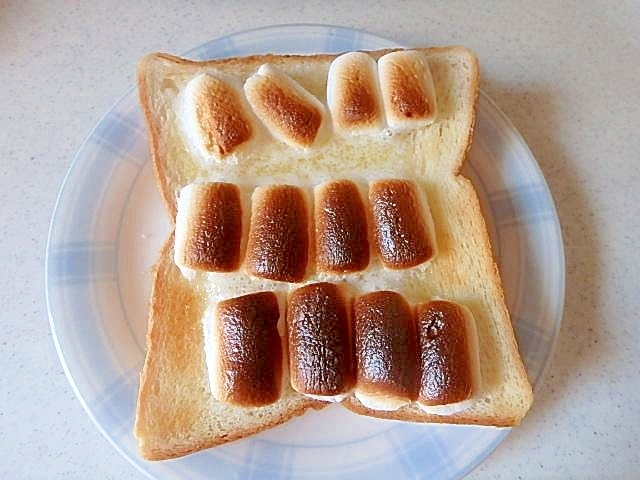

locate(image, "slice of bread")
[[134, 46, 533, 460]]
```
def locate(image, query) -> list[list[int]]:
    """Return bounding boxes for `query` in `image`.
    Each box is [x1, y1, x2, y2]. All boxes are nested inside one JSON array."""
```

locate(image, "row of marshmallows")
[[180, 50, 437, 159], [203, 282, 480, 413], [174, 178, 436, 281]]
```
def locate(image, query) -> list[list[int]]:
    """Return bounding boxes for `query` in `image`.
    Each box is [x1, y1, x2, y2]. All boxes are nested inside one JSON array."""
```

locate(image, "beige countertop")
[[2, 1, 639, 478]]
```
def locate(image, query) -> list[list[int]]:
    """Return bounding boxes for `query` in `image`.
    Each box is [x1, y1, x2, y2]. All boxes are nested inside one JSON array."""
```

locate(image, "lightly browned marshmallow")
[[244, 64, 326, 148], [315, 180, 370, 273], [286, 282, 354, 401], [378, 50, 438, 130], [174, 182, 243, 276], [415, 300, 481, 414], [369, 179, 436, 269], [326, 51, 385, 134], [181, 72, 255, 159], [208, 291, 284, 407], [245, 185, 309, 283], [353, 291, 418, 411]]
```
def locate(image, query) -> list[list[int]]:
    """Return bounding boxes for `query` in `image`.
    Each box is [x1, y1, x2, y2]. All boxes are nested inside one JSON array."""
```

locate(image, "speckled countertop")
[[2, 1, 639, 478]]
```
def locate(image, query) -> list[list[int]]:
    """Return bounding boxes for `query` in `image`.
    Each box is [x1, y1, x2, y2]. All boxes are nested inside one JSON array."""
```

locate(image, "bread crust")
[[135, 46, 533, 460]]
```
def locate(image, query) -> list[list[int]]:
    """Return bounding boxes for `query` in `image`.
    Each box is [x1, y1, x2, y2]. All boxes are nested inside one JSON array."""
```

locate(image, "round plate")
[[45, 24, 565, 480]]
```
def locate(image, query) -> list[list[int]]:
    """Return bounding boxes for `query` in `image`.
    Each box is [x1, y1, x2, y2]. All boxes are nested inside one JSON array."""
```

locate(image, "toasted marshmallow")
[[245, 184, 310, 283], [286, 282, 354, 401], [353, 291, 418, 411], [180, 72, 255, 160], [174, 182, 244, 278], [205, 291, 285, 407], [327, 52, 385, 135], [314, 180, 370, 273], [244, 64, 327, 148], [415, 300, 481, 415], [378, 50, 438, 130], [369, 179, 437, 269]]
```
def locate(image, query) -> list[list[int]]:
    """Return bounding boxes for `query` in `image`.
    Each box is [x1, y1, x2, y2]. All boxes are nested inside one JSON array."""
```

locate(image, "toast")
[[134, 46, 533, 460]]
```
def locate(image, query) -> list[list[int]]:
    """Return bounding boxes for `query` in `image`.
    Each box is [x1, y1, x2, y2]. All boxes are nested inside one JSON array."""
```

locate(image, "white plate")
[[45, 24, 565, 480]]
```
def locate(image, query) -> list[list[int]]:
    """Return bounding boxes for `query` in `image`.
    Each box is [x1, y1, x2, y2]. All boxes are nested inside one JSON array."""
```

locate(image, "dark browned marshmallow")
[[212, 291, 283, 407], [182, 73, 254, 158], [244, 64, 325, 148], [245, 185, 309, 282], [315, 180, 370, 273], [416, 300, 475, 406], [326, 51, 385, 134], [353, 291, 418, 410], [286, 282, 354, 398], [174, 182, 243, 273], [369, 179, 435, 269]]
